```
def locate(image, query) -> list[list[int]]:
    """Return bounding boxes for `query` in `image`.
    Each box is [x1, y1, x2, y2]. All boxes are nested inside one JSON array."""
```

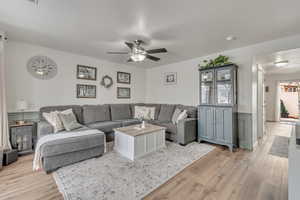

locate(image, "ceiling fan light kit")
[[107, 39, 167, 63], [274, 60, 289, 67], [226, 35, 237, 41], [130, 48, 146, 62]]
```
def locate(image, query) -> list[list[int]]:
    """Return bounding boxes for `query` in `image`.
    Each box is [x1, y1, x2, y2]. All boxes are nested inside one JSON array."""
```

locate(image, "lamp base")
[[16, 120, 26, 125]]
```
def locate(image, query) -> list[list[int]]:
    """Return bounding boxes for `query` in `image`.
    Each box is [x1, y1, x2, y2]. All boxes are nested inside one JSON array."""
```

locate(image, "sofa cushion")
[[40, 105, 83, 123], [147, 119, 169, 126], [157, 104, 176, 122], [110, 104, 132, 120], [37, 121, 54, 139], [114, 119, 140, 127], [59, 109, 83, 131], [171, 108, 182, 124], [176, 105, 197, 118], [144, 104, 161, 120], [42, 111, 65, 133], [41, 128, 105, 157], [134, 106, 155, 120], [130, 103, 145, 118], [176, 110, 188, 123], [86, 121, 122, 132], [82, 105, 110, 124]]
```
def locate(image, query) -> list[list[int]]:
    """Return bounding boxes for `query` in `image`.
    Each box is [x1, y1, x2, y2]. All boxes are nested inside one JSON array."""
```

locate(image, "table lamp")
[[16, 99, 28, 125]]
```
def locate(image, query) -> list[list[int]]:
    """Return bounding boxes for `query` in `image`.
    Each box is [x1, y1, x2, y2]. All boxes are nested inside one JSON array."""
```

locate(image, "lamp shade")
[[16, 100, 28, 111]]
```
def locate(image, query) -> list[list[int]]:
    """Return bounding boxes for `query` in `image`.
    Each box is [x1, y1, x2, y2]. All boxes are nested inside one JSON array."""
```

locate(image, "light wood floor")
[[0, 122, 289, 200]]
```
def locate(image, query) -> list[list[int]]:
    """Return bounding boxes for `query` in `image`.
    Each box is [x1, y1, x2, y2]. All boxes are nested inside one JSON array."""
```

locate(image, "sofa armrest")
[[37, 121, 54, 139], [177, 118, 197, 145]]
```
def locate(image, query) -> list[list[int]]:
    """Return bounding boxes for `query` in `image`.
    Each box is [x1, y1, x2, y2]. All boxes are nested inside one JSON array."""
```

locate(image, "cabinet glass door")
[[201, 71, 213, 82], [217, 69, 231, 81], [216, 68, 233, 105], [200, 70, 214, 104], [201, 83, 214, 104]]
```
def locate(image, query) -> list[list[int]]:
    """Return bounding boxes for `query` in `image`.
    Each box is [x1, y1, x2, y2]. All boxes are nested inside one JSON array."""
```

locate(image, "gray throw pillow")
[[59, 109, 82, 131], [172, 108, 182, 124]]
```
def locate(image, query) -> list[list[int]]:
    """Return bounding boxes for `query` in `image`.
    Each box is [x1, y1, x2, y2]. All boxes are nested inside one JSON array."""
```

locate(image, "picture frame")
[[117, 71, 131, 84], [164, 72, 177, 85], [117, 87, 131, 99], [76, 84, 96, 98], [77, 65, 97, 80]]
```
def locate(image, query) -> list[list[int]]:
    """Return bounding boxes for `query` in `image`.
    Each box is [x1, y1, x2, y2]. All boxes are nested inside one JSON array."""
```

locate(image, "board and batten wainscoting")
[[8, 111, 39, 123], [237, 112, 253, 150], [7, 111, 254, 150]]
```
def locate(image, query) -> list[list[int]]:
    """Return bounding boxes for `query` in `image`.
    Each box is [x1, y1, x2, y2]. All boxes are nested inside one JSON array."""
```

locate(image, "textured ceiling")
[[257, 48, 300, 74], [1, 0, 300, 68]]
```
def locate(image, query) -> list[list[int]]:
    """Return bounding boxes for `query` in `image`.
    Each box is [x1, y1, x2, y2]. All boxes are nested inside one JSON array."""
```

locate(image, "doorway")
[[279, 81, 300, 122], [257, 66, 266, 139]]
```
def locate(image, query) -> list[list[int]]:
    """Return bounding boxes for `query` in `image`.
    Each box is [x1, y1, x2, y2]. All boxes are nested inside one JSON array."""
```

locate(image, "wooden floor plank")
[[0, 122, 289, 200]]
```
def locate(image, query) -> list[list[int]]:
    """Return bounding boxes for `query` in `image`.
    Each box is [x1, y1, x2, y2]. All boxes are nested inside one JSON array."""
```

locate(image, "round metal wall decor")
[[27, 55, 57, 80], [100, 75, 113, 88]]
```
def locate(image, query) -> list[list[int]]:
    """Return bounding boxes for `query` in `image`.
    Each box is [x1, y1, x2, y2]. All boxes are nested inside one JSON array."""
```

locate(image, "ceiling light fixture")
[[130, 47, 146, 62], [274, 60, 289, 67], [226, 36, 237, 41]]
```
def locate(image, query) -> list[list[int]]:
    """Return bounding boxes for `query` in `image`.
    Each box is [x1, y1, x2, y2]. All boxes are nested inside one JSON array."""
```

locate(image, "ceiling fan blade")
[[146, 48, 167, 54], [146, 54, 160, 61], [125, 42, 134, 49], [107, 52, 129, 54]]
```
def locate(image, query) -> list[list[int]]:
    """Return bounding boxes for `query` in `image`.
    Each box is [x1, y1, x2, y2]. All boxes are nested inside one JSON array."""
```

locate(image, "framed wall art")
[[76, 84, 96, 98], [164, 72, 177, 85], [117, 71, 131, 84], [117, 87, 131, 99], [77, 65, 97, 80]]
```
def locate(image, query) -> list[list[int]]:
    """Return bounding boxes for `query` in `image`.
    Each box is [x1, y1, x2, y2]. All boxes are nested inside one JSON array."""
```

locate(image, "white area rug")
[[53, 142, 214, 200]]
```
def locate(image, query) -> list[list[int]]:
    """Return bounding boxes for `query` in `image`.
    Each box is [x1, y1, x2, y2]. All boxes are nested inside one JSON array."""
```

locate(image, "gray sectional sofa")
[[38, 103, 198, 145], [37, 103, 197, 172]]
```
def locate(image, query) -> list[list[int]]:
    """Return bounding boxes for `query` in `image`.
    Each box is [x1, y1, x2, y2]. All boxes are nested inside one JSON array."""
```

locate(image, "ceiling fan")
[[107, 40, 167, 62]]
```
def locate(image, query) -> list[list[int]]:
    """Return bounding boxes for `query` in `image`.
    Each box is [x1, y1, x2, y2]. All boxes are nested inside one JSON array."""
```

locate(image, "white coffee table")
[[114, 123, 166, 161]]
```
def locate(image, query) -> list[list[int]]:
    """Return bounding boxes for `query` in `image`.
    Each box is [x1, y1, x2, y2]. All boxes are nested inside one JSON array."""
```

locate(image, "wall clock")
[[27, 55, 57, 80]]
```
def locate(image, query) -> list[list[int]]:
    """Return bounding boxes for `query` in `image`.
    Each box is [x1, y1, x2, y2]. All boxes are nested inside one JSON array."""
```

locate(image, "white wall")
[[146, 34, 300, 114], [265, 72, 300, 121], [145, 52, 253, 112], [5, 41, 146, 112]]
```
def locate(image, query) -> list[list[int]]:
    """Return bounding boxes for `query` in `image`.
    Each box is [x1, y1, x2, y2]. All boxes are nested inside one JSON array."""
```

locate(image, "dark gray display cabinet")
[[198, 64, 238, 151], [9, 122, 36, 155]]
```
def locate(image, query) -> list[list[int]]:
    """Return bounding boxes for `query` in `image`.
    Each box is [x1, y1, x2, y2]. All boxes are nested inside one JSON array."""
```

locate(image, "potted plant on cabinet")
[[198, 55, 234, 69]]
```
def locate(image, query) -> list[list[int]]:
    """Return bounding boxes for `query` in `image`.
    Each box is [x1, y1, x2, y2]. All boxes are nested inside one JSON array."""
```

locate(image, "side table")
[[9, 122, 35, 155]]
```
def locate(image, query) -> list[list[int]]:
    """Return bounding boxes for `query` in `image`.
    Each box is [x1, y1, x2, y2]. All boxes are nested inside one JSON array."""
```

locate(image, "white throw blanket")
[[33, 129, 105, 171]]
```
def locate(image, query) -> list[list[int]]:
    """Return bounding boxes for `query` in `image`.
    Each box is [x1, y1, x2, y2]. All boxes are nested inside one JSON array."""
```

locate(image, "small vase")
[[141, 121, 145, 129]]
